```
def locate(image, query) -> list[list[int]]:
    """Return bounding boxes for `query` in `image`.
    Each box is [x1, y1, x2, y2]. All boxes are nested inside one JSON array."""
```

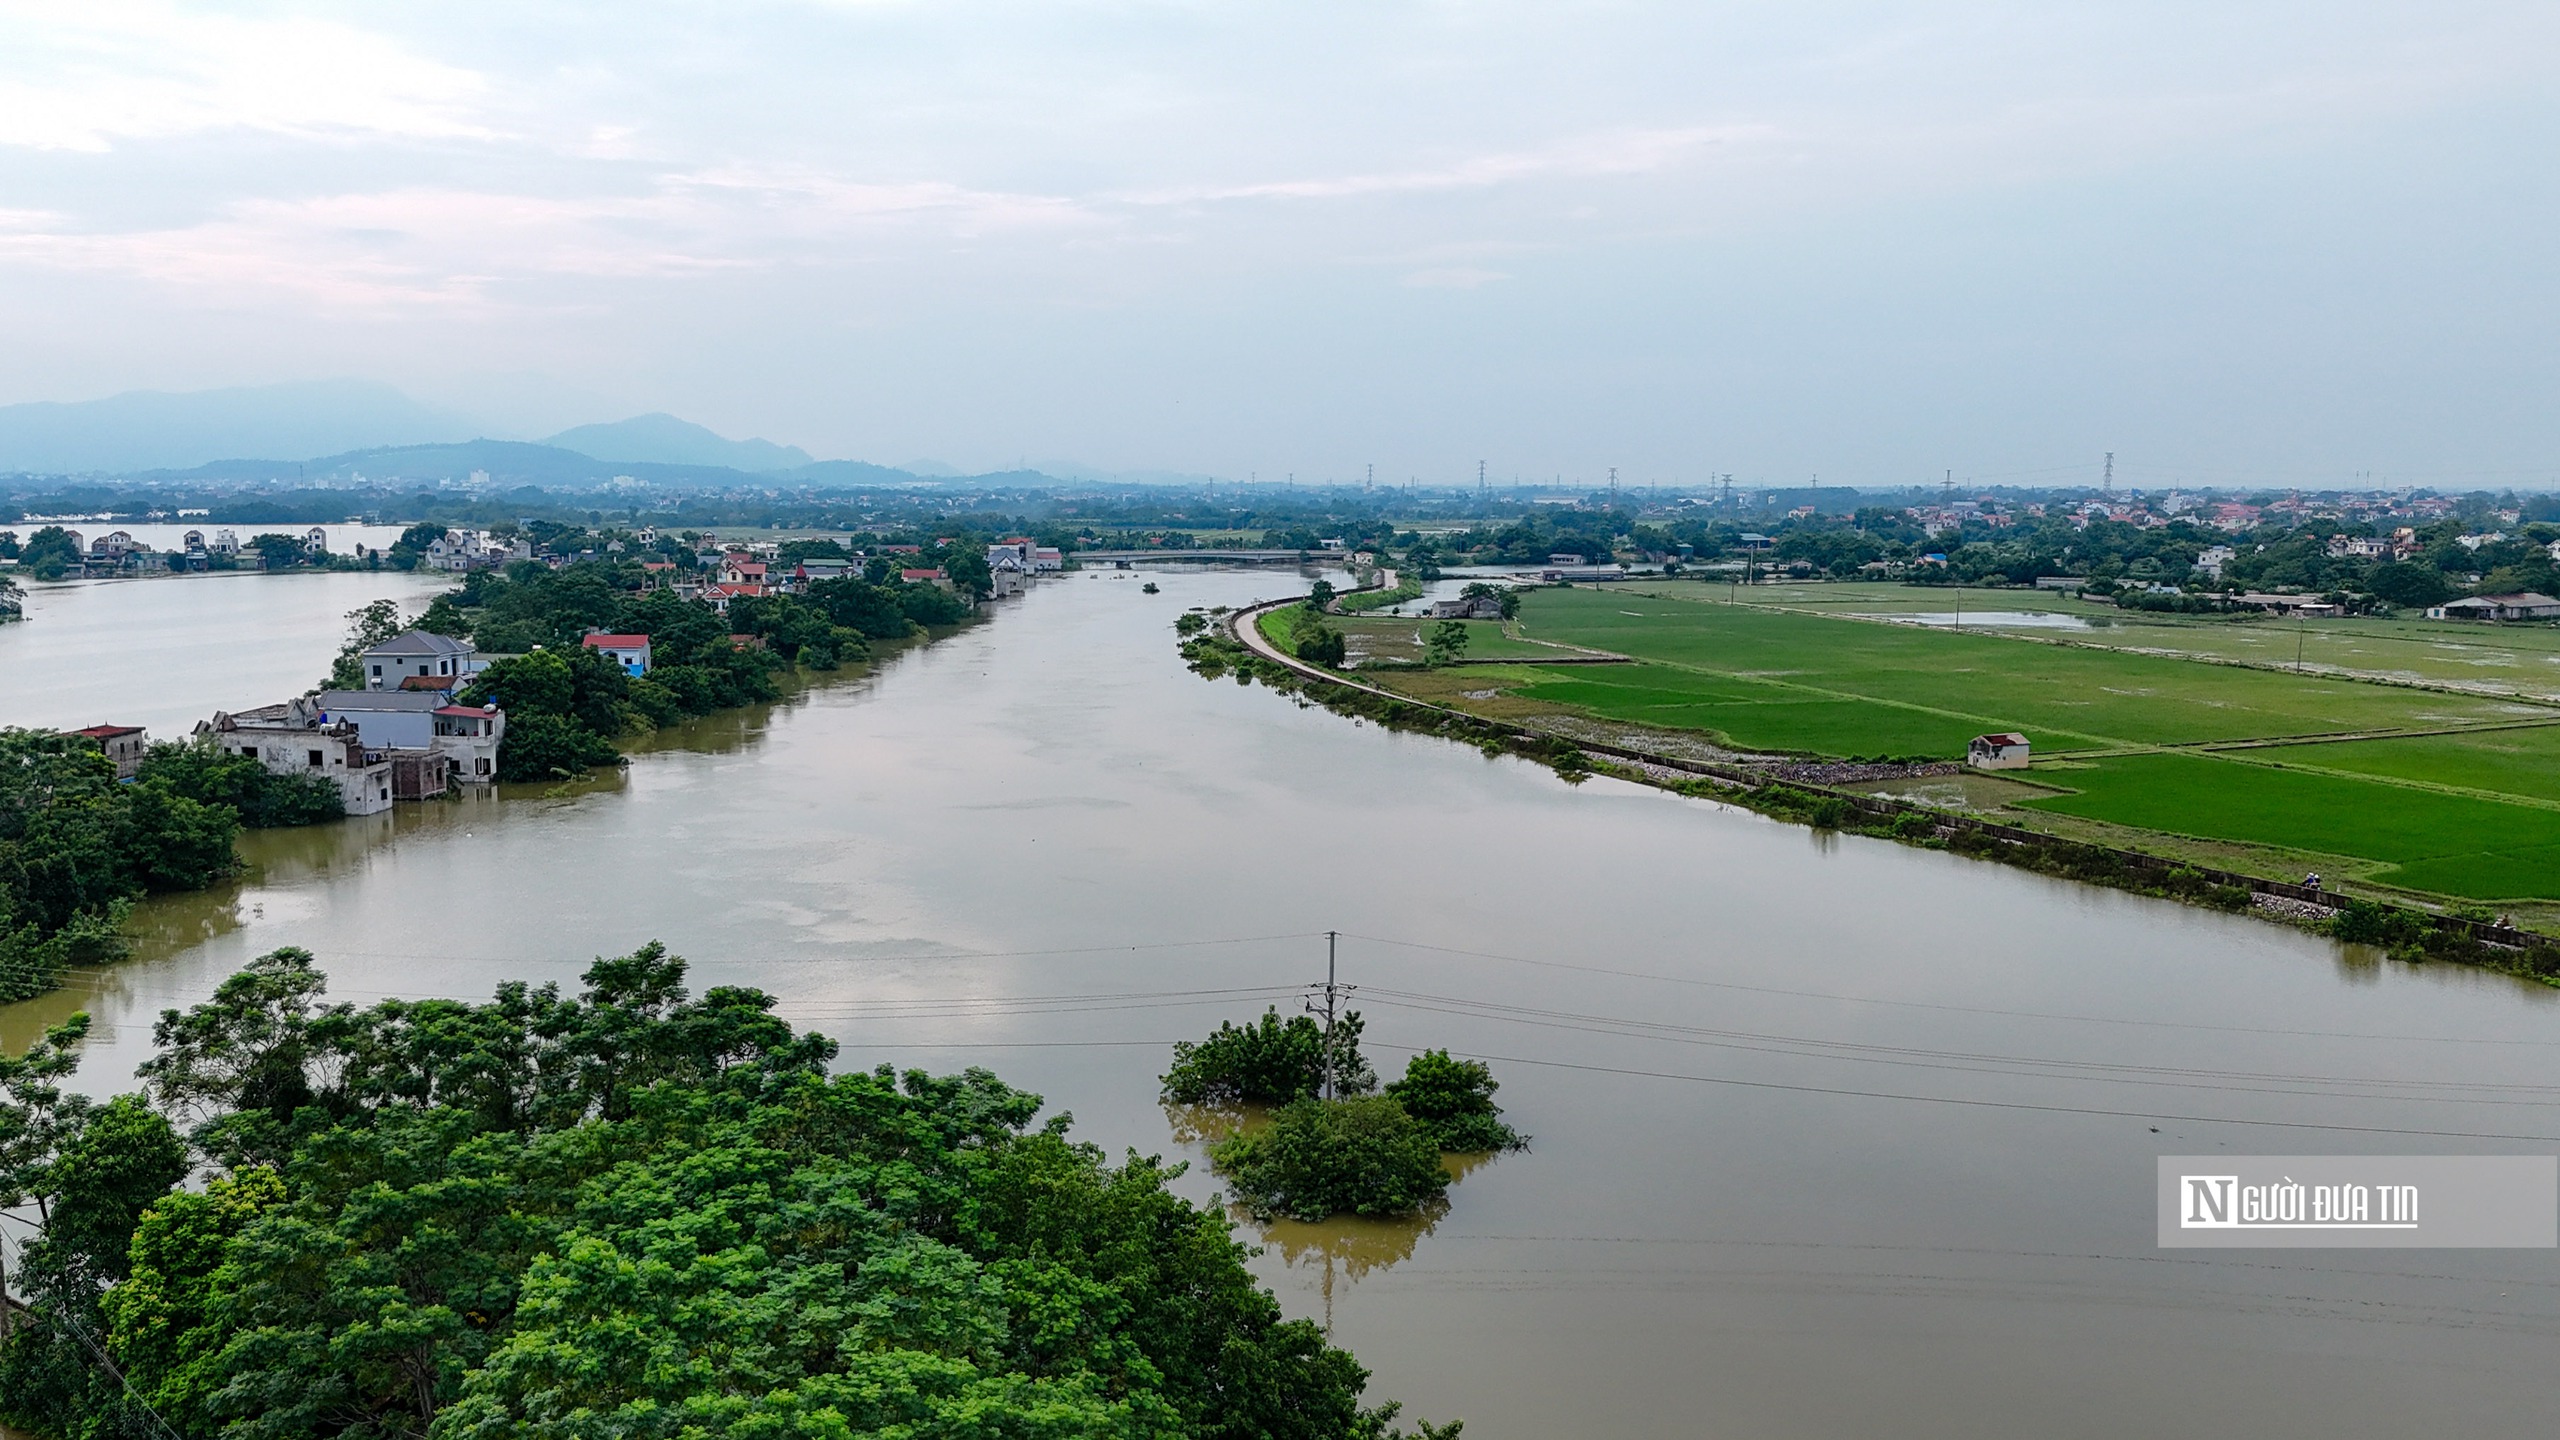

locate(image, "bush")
[[1294, 624, 1347, 666], [1161, 1008, 1371, 1105], [494, 713, 623, 781], [1384, 1050, 1525, 1152], [135, 741, 342, 828], [1210, 1096, 1451, 1221]]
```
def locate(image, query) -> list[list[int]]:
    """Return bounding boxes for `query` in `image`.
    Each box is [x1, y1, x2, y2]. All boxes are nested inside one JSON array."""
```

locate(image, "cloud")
[[0, 170, 1103, 314], [0, 1, 492, 151], [1402, 266, 1509, 289], [1123, 125, 1772, 206]]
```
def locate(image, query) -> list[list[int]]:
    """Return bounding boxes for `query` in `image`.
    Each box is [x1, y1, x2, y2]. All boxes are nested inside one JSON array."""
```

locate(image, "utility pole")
[[1309, 930, 1351, 1100]]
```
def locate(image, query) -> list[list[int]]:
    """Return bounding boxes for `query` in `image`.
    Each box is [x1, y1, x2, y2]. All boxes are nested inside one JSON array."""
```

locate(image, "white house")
[[360, 630, 478, 689], [581, 632, 652, 675], [198, 705, 394, 816], [988, 554, 1029, 598], [1968, 733, 2031, 771], [314, 690, 506, 782]]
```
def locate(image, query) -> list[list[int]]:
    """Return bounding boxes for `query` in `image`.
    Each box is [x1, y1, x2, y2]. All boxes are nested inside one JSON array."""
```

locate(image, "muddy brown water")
[[7, 567, 2560, 1437]]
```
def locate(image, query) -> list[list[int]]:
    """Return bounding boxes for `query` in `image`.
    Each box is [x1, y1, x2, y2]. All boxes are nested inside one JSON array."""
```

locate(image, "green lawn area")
[[2016, 752, 2560, 900], [1509, 587, 2549, 752]]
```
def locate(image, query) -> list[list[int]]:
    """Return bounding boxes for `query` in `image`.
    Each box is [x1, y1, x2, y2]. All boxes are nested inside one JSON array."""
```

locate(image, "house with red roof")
[[66, 724, 148, 780], [581, 632, 653, 676]]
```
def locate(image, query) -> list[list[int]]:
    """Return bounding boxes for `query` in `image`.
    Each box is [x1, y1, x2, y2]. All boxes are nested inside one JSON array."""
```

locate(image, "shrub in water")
[[1383, 1049, 1526, 1153], [1161, 1008, 1372, 1105], [1211, 1095, 1449, 1221]]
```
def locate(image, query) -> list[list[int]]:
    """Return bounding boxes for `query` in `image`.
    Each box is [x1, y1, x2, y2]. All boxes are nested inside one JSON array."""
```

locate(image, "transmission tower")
[[2104, 452, 2115, 496]]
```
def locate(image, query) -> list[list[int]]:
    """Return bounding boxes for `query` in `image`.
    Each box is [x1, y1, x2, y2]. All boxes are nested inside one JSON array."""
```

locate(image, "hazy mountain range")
[[0, 381, 1225, 489], [0, 381, 474, 475], [0, 382, 824, 479], [540, 413, 814, 473]]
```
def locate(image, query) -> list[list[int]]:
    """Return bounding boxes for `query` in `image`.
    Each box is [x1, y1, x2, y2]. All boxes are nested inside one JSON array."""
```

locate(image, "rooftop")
[[582, 633, 652, 648], [362, 629, 473, 657], [67, 723, 144, 739], [316, 690, 451, 713]]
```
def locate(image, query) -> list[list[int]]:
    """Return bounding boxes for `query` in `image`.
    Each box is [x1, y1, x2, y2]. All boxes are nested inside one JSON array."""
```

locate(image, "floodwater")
[[0, 569, 450, 738], [8, 568, 2560, 1437], [1857, 609, 2100, 630]]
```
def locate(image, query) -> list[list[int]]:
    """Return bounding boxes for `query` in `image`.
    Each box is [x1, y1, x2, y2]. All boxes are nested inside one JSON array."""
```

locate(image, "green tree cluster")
[[1161, 1007, 1373, 1105], [15, 526, 82, 581], [1274, 599, 1347, 666], [1209, 1096, 1449, 1222], [134, 741, 345, 830], [1383, 1050, 1526, 1153], [321, 599, 409, 690], [0, 945, 1453, 1440], [0, 731, 244, 1003]]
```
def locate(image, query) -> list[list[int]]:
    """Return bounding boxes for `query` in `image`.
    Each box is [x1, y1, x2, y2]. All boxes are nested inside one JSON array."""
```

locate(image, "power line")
[[1334, 931, 2560, 1049], [1361, 1044, 2560, 1144]]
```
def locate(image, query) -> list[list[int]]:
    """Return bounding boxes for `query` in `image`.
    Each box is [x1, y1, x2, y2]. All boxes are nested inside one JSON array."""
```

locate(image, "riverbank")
[[1208, 596, 2560, 985]]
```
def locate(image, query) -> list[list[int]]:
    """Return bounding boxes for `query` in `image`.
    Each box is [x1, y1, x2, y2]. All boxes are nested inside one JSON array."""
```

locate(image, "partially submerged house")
[[199, 704, 394, 816]]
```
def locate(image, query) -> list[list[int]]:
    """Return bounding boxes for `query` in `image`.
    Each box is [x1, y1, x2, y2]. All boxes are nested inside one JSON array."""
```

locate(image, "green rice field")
[[1345, 583, 2560, 904], [2014, 753, 2560, 899], [1675, 579, 2560, 697], [1503, 588, 2545, 750]]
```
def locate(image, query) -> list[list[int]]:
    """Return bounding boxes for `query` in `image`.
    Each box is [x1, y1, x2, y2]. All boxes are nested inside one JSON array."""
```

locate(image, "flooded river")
[[6, 567, 2560, 1437]]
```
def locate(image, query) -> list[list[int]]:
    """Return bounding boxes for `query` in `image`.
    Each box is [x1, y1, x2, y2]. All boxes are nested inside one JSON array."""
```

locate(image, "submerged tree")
[[1211, 1096, 1450, 1222], [1162, 1007, 1373, 1106], [1384, 1050, 1526, 1153]]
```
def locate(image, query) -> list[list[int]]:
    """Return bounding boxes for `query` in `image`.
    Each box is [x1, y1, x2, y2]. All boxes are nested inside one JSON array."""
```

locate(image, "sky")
[[1, 1, 2555, 489]]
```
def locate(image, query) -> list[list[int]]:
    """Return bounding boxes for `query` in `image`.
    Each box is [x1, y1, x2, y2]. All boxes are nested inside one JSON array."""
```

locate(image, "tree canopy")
[[1160, 1007, 1373, 1106], [0, 945, 1456, 1440]]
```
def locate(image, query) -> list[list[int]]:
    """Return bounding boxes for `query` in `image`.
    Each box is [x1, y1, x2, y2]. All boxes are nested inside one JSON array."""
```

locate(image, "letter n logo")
[[2182, 1175, 2238, 1227]]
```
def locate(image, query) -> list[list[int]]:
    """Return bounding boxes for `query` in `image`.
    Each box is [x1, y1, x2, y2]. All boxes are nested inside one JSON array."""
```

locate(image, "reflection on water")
[[1163, 1103, 1512, 1322]]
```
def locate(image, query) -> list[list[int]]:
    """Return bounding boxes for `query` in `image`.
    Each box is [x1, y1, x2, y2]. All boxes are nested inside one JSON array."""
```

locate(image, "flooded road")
[[6, 566, 2560, 1437]]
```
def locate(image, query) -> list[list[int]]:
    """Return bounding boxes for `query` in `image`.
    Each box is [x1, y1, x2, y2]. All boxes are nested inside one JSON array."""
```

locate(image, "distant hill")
[[0, 381, 473, 475], [543, 414, 814, 472], [146, 439, 777, 490], [787, 459, 936, 486]]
